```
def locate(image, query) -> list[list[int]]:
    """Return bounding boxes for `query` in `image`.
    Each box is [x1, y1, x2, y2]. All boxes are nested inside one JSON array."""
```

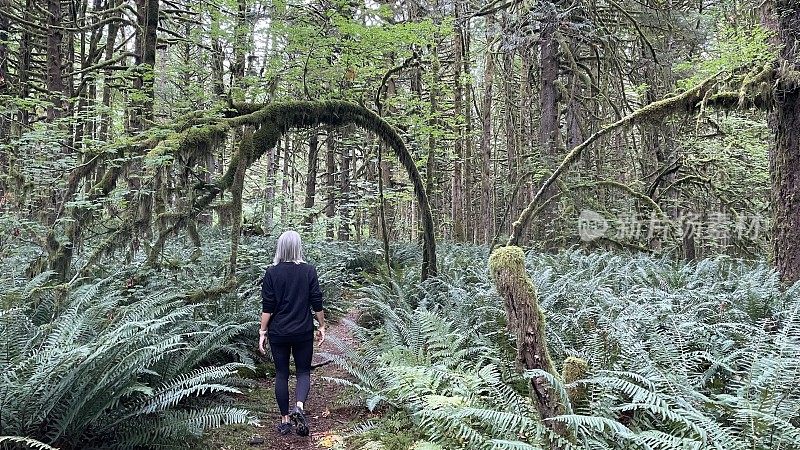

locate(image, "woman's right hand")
[[258, 330, 267, 354]]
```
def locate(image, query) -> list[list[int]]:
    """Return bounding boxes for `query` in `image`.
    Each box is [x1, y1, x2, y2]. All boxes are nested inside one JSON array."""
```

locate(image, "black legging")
[[270, 338, 313, 416]]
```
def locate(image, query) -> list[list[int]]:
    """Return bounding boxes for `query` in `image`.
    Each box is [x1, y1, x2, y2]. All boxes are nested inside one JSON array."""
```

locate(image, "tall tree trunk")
[[325, 129, 336, 238], [451, 3, 465, 241], [0, 0, 6, 92], [99, 0, 122, 141], [537, 5, 560, 249], [232, 0, 248, 100], [767, 0, 800, 285], [211, 37, 225, 97], [463, 12, 474, 243], [640, 22, 677, 254], [379, 142, 394, 240], [46, 0, 65, 121], [518, 47, 532, 234], [18, 0, 32, 128], [377, 141, 391, 271], [128, 0, 158, 246], [0, 0, 9, 142], [131, 0, 158, 131], [280, 135, 290, 224], [339, 130, 351, 241], [74, 0, 105, 152], [503, 42, 517, 239], [303, 130, 320, 230], [263, 138, 277, 233], [42, 0, 69, 278], [65, 1, 76, 118], [427, 46, 440, 235], [480, 30, 495, 245], [228, 128, 253, 278]]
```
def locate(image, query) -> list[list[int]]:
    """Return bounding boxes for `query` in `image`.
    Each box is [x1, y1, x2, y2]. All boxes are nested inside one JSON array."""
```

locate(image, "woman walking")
[[258, 230, 326, 436]]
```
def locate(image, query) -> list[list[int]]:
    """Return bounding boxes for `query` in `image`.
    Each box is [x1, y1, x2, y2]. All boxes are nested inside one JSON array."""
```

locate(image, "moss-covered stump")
[[562, 356, 589, 407], [489, 245, 566, 440]]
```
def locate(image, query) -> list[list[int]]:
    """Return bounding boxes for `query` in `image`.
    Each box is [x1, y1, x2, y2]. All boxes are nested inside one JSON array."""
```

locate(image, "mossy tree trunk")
[[228, 127, 253, 278], [766, 0, 800, 285], [489, 246, 566, 441]]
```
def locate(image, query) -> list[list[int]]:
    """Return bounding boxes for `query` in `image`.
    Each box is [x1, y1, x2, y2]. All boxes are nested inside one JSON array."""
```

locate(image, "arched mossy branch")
[[506, 69, 774, 247], [488, 246, 568, 443], [148, 100, 437, 280]]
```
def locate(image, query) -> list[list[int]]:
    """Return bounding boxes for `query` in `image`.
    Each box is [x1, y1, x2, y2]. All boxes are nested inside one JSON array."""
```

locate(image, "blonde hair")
[[273, 230, 305, 265]]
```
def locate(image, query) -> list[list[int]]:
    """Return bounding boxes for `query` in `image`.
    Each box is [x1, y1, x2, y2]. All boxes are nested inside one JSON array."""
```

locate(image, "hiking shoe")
[[290, 406, 309, 437], [276, 422, 292, 436]]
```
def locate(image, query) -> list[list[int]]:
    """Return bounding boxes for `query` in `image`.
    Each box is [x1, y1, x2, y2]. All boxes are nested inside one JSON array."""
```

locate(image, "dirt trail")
[[204, 310, 368, 450]]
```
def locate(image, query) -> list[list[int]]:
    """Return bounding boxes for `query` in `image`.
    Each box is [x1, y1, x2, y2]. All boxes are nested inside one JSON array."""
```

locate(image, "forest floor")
[[202, 309, 372, 449]]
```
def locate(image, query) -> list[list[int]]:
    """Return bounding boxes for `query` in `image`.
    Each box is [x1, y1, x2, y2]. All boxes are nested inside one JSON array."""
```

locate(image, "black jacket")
[[261, 262, 323, 343]]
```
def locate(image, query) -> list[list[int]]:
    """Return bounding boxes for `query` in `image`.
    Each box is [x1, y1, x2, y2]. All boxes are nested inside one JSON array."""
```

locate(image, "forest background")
[[0, 0, 797, 284], [2, 0, 800, 449]]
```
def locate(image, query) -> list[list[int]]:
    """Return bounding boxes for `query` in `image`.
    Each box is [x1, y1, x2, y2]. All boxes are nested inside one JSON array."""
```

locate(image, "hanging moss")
[[62, 99, 436, 281], [145, 100, 437, 281], [507, 69, 774, 247]]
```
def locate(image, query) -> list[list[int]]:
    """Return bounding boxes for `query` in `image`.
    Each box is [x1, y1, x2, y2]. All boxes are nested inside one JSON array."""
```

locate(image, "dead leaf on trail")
[[318, 432, 344, 448]]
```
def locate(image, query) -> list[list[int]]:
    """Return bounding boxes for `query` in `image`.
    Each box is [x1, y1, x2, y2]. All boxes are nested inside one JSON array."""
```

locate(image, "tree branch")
[[507, 70, 770, 246]]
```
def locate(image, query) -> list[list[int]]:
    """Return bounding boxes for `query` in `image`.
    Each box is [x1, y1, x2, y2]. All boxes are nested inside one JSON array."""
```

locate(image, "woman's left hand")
[[317, 325, 326, 345], [258, 330, 267, 354]]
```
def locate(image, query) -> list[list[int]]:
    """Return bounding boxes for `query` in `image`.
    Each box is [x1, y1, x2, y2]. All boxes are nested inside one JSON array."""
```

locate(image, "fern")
[[0, 436, 58, 450], [331, 246, 800, 450], [0, 276, 257, 449]]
